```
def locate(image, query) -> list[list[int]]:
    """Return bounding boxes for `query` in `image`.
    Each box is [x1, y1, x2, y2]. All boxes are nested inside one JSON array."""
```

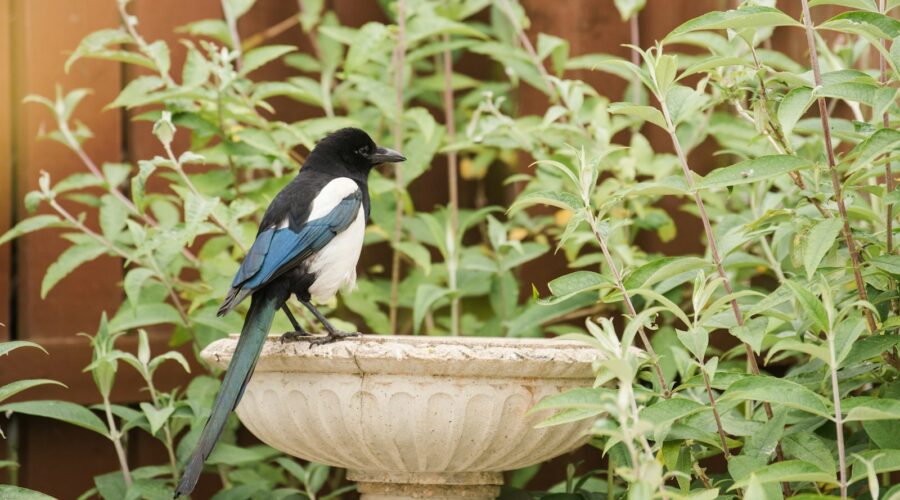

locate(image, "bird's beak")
[[368, 146, 406, 165]]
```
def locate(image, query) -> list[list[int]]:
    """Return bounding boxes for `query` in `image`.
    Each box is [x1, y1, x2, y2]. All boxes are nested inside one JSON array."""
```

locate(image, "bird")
[[174, 127, 405, 497]]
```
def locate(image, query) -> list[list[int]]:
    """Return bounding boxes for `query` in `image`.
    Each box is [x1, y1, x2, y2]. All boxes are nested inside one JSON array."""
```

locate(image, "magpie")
[[174, 128, 405, 497]]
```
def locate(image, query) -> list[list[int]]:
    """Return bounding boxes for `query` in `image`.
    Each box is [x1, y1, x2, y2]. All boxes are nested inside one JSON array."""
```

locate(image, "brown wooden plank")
[[0, 0, 12, 340], [12, 0, 124, 343], [18, 417, 121, 498]]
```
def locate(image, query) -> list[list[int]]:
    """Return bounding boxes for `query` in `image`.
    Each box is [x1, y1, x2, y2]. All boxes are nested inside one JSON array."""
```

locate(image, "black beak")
[[368, 146, 406, 165]]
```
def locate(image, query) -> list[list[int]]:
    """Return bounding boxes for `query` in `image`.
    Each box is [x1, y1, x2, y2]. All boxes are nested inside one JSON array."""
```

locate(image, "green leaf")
[[0, 215, 62, 246], [139, 403, 174, 435], [783, 280, 829, 333], [782, 432, 836, 474], [778, 87, 813, 137], [508, 191, 581, 213], [844, 399, 900, 421], [870, 254, 900, 275], [99, 195, 128, 241], [698, 155, 813, 190], [768, 339, 830, 365], [731, 460, 837, 489], [41, 243, 108, 299], [623, 256, 711, 290], [721, 376, 832, 418], [640, 397, 707, 426], [107, 75, 165, 109], [145, 40, 170, 75], [537, 33, 569, 76], [608, 103, 668, 130], [0, 379, 65, 404], [54, 173, 103, 193], [546, 271, 611, 298], [240, 45, 296, 75], [413, 285, 453, 334], [849, 450, 900, 484], [224, 0, 256, 18], [742, 410, 785, 461], [181, 47, 210, 88], [206, 443, 280, 466], [393, 241, 431, 277], [665, 6, 801, 42], [0, 486, 56, 500], [535, 407, 602, 428], [810, 0, 877, 9], [123, 268, 156, 311], [676, 327, 708, 361], [0, 341, 47, 357], [65, 28, 137, 72], [109, 303, 184, 332], [731, 316, 768, 355], [849, 128, 900, 172], [820, 11, 900, 40], [842, 335, 900, 366], [803, 218, 843, 278], [531, 387, 608, 412], [613, 0, 646, 20], [0, 401, 108, 436], [177, 19, 231, 46]]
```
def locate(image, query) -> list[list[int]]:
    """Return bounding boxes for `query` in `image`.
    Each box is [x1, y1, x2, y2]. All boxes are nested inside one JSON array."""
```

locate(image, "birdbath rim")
[[203, 334, 599, 379]]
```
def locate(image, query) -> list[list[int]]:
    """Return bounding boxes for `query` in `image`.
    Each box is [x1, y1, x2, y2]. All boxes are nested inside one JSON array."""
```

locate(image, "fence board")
[[0, 0, 11, 341], [12, 0, 123, 342]]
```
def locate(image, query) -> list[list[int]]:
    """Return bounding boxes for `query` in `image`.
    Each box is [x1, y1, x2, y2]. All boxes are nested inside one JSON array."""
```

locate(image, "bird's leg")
[[279, 304, 311, 343], [300, 299, 360, 345]]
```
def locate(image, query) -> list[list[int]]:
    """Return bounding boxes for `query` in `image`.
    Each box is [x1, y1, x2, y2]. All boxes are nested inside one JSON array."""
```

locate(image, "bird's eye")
[[356, 147, 368, 156]]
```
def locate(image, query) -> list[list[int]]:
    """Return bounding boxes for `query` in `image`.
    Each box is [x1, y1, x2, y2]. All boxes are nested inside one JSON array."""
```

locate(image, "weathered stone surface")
[[202, 335, 599, 499]]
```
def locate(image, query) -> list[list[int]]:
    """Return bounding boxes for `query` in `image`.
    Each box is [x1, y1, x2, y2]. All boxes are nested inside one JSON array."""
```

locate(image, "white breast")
[[305, 177, 365, 303]]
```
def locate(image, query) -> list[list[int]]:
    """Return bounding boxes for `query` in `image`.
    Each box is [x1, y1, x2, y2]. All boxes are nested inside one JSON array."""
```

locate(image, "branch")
[[442, 33, 461, 337], [585, 210, 670, 397], [388, 0, 407, 334], [800, 0, 877, 334]]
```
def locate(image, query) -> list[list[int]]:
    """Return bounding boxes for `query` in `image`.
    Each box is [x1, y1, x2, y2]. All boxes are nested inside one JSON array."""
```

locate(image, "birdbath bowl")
[[201, 335, 598, 499]]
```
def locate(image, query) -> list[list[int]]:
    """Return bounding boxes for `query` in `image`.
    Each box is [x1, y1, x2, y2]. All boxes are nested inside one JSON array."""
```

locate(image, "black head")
[[309, 128, 406, 173]]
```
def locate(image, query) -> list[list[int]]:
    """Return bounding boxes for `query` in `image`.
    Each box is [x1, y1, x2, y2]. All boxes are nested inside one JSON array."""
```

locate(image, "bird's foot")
[[280, 330, 312, 343], [308, 330, 362, 347]]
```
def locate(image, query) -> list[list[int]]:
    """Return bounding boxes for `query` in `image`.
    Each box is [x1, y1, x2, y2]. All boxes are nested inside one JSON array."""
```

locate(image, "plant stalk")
[[701, 366, 731, 458], [102, 395, 133, 488], [585, 210, 669, 396], [629, 13, 641, 104], [442, 33, 461, 337], [388, 0, 407, 334], [827, 334, 848, 498], [659, 106, 764, 378], [800, 0, 877, 333], [145, 377, 178, 477]]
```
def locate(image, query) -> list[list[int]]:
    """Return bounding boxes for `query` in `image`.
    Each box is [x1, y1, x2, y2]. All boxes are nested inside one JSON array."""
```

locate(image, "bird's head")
[[310, 128, 406, 174]]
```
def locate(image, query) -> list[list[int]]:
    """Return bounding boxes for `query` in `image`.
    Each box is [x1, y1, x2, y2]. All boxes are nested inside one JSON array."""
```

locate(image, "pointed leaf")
[[698, 155, 813, 190]]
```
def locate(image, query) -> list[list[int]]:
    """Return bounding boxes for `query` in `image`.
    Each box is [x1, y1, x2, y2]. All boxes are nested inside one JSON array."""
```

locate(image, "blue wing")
[[217, 190, 362, 316]]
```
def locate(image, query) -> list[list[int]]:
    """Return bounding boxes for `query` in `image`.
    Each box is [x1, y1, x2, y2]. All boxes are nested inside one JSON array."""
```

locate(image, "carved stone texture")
[[202, 335, 599, 499]]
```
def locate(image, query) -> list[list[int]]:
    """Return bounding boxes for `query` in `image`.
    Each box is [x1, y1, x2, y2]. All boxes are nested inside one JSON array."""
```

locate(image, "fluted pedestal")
[[201, 335, 599, 499]]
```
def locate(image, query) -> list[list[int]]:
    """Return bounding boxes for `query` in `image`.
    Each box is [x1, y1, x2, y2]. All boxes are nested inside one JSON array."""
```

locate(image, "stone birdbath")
[[202, 335, 598, 499]]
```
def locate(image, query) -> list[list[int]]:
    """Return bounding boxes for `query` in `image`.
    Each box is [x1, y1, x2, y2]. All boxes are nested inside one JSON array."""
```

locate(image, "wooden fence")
[[0, 0, 831, 498]]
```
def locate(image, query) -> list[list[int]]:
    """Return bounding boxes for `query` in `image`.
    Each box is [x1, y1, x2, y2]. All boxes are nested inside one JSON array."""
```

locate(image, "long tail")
[[174, 287, 284, 497]]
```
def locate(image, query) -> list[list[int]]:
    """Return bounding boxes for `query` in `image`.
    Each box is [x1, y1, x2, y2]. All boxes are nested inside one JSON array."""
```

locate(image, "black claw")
[[280, 330, 311, 343], [308, 331, 362, 347]]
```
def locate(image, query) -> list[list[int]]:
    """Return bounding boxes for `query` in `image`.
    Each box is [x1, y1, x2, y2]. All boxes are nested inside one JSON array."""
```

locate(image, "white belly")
[[306, 207, 365, 303]]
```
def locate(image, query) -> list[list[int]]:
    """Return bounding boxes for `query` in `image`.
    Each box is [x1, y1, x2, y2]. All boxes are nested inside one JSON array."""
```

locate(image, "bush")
[[1, 0, 899, 498]]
